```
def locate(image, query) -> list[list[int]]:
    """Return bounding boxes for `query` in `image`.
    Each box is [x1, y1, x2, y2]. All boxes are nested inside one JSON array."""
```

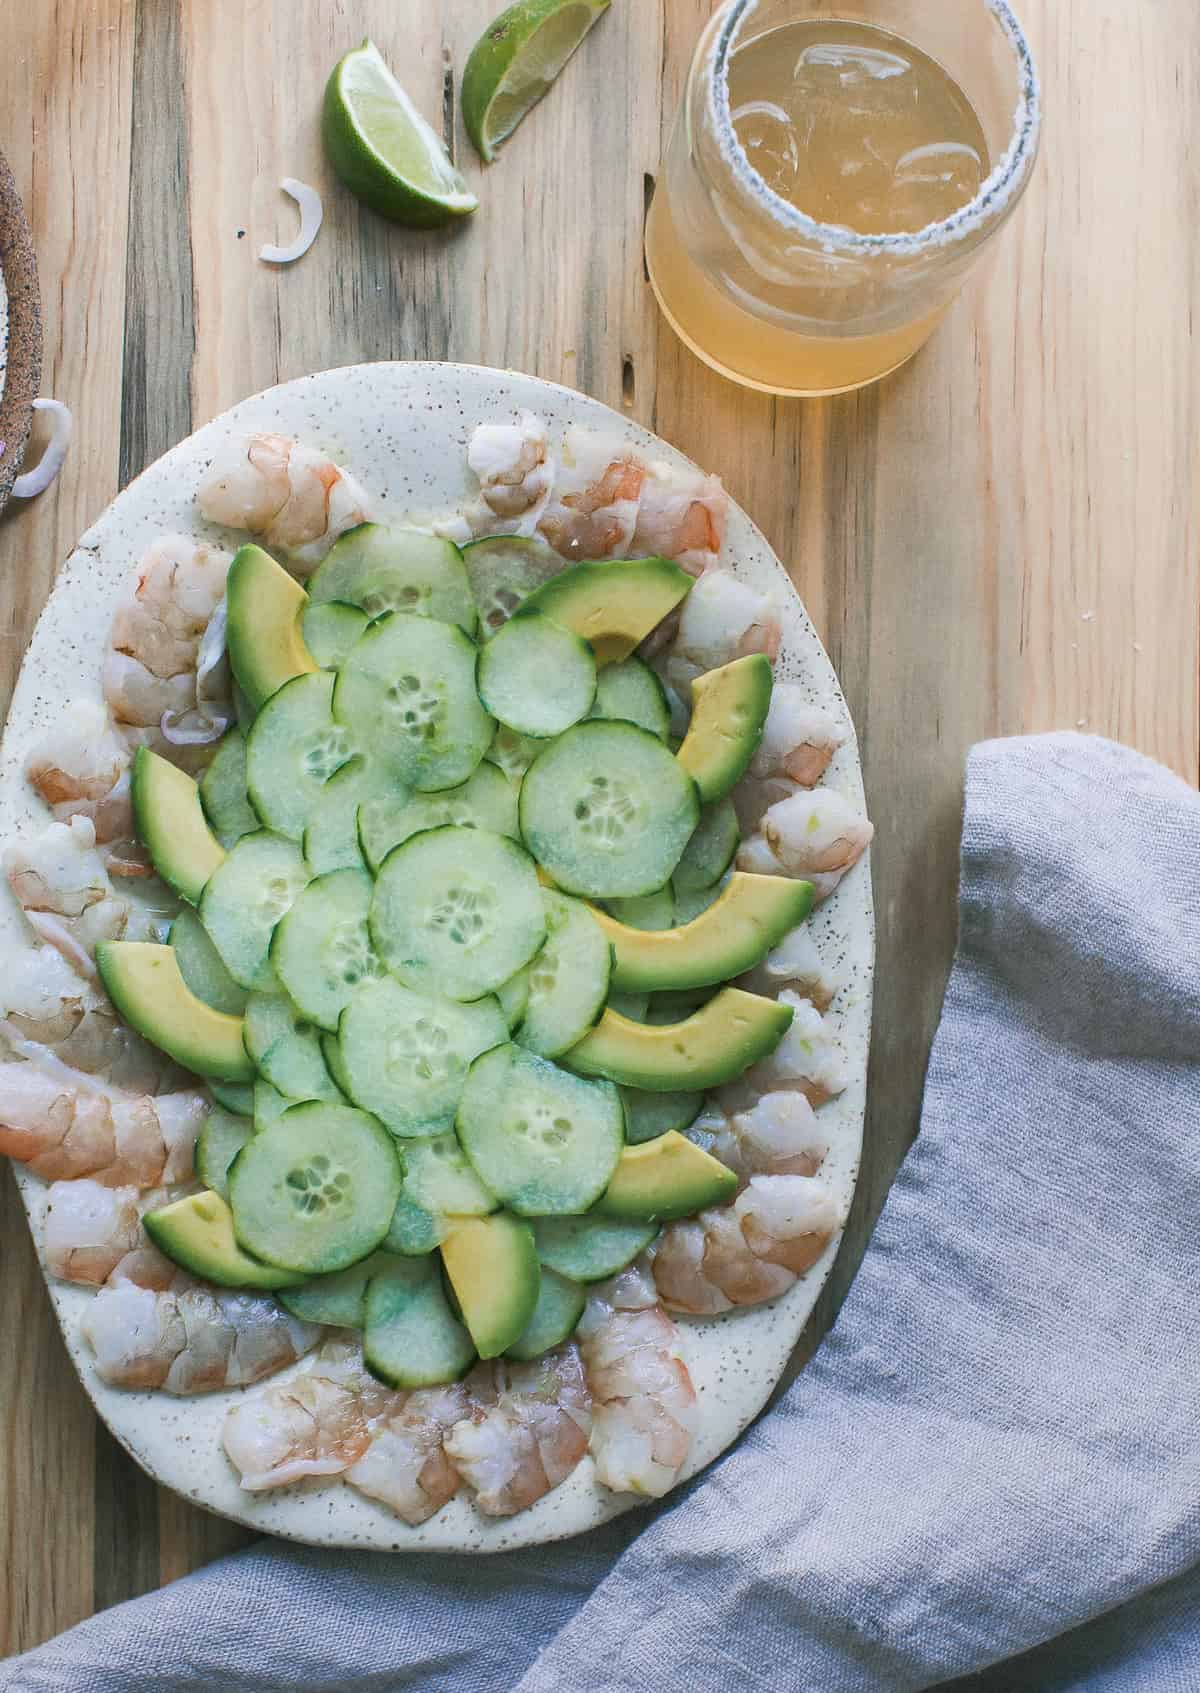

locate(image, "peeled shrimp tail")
[[630, 460, 728, 576], [737, 785, 874, 901], [0, 1061, 207, 1186], [24, 703, 146, 874], [537, 427, 646, 561], [579, 1297, 697, 1498], [347, 1383, 471, 1523], [42, 1179, 143, 1285], [667, 570, 782, 700], [697, 1091, 831, 1189], [444, 1346, 592, 1517], [730, 992, 848, 1109], [749, 684, 847, 788], [197, 434, 374, 573], [735, 921, 842, 1011]]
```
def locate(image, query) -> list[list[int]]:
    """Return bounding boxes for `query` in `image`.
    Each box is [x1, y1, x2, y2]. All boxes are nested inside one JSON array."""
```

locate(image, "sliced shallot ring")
[[159, 710, 231, 748], [12, 400, 73, 500], [259, 178, 324, 265]]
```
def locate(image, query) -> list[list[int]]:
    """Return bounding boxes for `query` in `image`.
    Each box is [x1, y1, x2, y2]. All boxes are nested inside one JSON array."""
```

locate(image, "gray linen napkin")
[[6, 732, 1200, 1693]]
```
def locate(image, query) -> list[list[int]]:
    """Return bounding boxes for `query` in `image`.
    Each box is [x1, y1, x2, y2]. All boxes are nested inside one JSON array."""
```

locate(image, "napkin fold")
[[6, 733, 1200, 1693]]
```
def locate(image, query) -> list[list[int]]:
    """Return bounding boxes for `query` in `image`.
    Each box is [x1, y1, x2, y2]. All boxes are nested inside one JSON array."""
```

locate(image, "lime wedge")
[[323, 40, 478, 227], [462, 0, 611, 164]]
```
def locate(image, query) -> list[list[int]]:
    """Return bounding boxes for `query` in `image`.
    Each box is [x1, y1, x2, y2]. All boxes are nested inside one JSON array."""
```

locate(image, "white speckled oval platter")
[[0, 362, 873, 1552]]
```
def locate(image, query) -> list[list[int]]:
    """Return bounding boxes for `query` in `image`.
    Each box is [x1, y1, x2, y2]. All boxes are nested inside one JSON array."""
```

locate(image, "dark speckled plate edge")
[[0, 146, 42, 514]]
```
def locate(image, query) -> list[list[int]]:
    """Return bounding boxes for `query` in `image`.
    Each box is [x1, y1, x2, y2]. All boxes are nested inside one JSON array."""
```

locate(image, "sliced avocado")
[[506, 1266, 586, 1361], [518, 558, 693, 665], [676, 654, 773, 802], [132, 747, 226, 905], [590, 872, 813, 993], [565, 986, 792, 1091], [143, 1190, 305, 1289], [597, 1130, 737, 1222], [226, 543, 317, 710], [96, 942, 255, 1081], [439, 1212, 540, 1359]]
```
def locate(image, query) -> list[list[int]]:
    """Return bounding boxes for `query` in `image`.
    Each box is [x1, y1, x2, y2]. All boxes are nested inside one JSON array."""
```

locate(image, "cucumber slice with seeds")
[[337, 975, 507, 1137], [200, 729, 259, 849], [321, 1031, 354, 1098], [363, 1256, 475, 1389], [358, 761, 517, 873], [384, 1130, 498, 1257], [619, 1086, 705, 1144], [333, 613, 493, 793], [516, 890, 610, 1058], [229, 1101, 401, 1275], [477, 611, 596, 738], [212, 1080, 255, 1116], [170, 907, 248, 1017], [199, 832, 309, 992], [591, 656, 670, 740], [195, 1107, 253, 1199], [457, 1043, 623, 1216], [310, 524, 476, 635], [531, 1213, 659, 1283], [246, 670, 355, 843], [277, 1248, 395, 1328], [673, 798, 740, 893], [462, 535, 564, 638], [272, 868, 381, 1033], [301, 599, 369, 668], [302, 758, 375, 875], [506, 1266, 587, 1361], [605, 886, 674, 931], [243, 993, 342, 1102], [371, 825, 545, 1002], [519, 720, 700, 899]]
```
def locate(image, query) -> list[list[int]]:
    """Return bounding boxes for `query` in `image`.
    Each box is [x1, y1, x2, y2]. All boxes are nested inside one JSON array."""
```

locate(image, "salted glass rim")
[[707, 0, 1041, 256]]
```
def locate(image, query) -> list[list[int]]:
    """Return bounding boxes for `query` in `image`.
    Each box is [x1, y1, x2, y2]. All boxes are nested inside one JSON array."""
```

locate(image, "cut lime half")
[[463, 0, 611, 164], [323, 39, 478, 227]]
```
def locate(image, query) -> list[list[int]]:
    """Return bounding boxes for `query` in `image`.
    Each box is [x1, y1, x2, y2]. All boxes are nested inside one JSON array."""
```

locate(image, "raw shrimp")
[[197, 434, 373, 574], [444, 1346, 591, 1517], [102, 535, 234, 767], [736, 922, 842, 1011], [578, 1272, 697, 1498], [737, 786, 874, 901], [697, 1090, 831, 1186], [749, 684, 846, 788], [223, 1337, 397, 1490], [537, 427, 646, 562], [631, 458, 727, 576], [732, 991, 848, 1108], [652, 1174, 841, 1316], [347, 1383, 470, 1523], [466, 411, 555, 532], [4, 816, 150, 977], [24, 702, 145, 875], [665, 569, 781, 696], [42, 1178, 142, 1284], [0, 1060, 206, 1186], [82, 1244, 319, 1395]]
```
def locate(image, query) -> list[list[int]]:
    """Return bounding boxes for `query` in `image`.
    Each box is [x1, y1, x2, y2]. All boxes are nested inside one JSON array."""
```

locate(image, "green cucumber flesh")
[[198, 832, 309, 992], [531, 1213, 659, 1282], [310, 524, 476, 635], [673, 798, 741, 893], [272, 868, 381, 1033], [486, 725, 542, 781], [302, 757, 375, 875], [254, 1077, 291, 1128], [358, 761, 516, 873], [619, 1085, 705, 1144], [496, 967, 531, 1031], [462, 535, 564, 638], [170, 907, 248, 1017], [363, 1256, 476, 1388], [505, 1266, 586, 1360], [476, 610, 596, 738], [515, 890, 611, 1058], [606, 989, 649, 1021], [200, 729, 260, 849], [277, 1249, 396, 1328], [590, 656, 670, 740], [605, 886, 674, 931], [211, 1080, 254, 1116], [301, 599, 368, 668], [245, 670, 355, 843], [195, 1107, 253, 1199], [243, 992, 342, 1102]]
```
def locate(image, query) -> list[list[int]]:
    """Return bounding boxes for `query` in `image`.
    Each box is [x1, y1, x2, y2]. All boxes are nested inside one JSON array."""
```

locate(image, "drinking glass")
[[645, 0, 1041, 397]]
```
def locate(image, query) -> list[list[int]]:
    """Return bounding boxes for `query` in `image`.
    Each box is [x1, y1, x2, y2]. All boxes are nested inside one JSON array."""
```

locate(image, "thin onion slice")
[[12, 399, 73, 500], [159, 710, 231, 748], [259, 178, 324, 265]]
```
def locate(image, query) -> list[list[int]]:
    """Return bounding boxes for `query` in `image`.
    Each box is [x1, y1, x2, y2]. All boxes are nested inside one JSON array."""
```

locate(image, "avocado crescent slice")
[[676, 653, 773, 803], [132, 747, 226, 905], [596, 1131, 738, 1222], [226, 543, 318, 710], [96, 941, 255, 1081], [143, 1190, 305, 1289], [564, 986, 793, 1092], [440, 1212, 540, 1359], [518, 557, 694, 665]]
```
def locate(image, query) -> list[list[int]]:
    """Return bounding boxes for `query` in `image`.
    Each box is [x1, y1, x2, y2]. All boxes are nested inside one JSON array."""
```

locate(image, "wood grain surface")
[[1, 0, 1197, 1656]]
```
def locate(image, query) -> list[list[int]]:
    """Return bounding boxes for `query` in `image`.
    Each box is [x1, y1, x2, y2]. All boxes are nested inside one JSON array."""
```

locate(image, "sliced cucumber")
[[606, 989, 649, 1021], [244, 992, 342, 1102], [226, 543, 317, 711], [144, 1190, 305, 1290], [605, 887, 674, 931], [673, 798, 741, 893], [211, 1080, 254, 1115], [531, 1213, 658, 1283], [518, 558, 693, 665], [486, 725, 542, 781], [384, 1195, 444, 1256], [333, 613, 492, 793], [358, 761, 517, 873], [337, 976, 507, 1137], [457, 1044, 623, 1216], [506, 1266, 586, 1361], [404, 1131, 497, 1216], [170, 907, 248, 1017], [371, 825, 545, 1002], [245, 670, 355, 843], [302, 757, 375, 875], [132, 748, 225, 905], [301, 599, 369, 668], [519, 720, 700, 899], [516, 890, 610, 1058], [496, 967, 531, 1031], [310, 524, 476, 635], [199, 832, 309, 992], [672, 879, 725, 927], [477, 611, 596, 738], [364, 1256, 476, 1389], [462, 535, 564, 638], [619, 1086, 705, 1144], [591, 656, 670, 740], [272, 868, 380, 1033], [195, 1107, 253, 1199], [229, 1101, 401, 1274], [200, 729, 259, 850], [277, 1249, 395, 1328], [321, 1031, 353, 1098], [254, 1077, 290, 1128], [440, 1213, 540, 1359]]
